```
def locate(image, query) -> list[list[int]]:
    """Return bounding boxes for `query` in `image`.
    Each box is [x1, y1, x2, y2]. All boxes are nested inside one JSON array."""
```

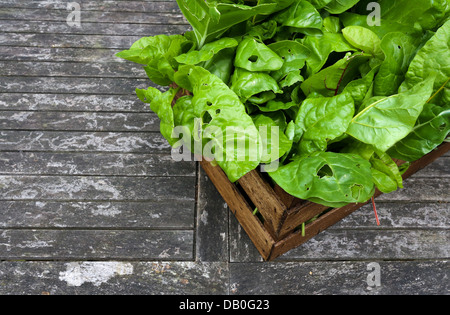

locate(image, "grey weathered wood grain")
[[0, 77, 150, 94], [411, 157, 449, 178], [276, 229, 449, 261], [0, 175, 195, 201], [0, 200, 194, 229], [334, 202, 450, 229], [0, 111, 158, 132], [0, 0, 181, 13], [0, 152, 195, 177], [0, 229, 193, 260], [0, 33, 145, 49], [0, 261, 228, 295], [0, 8, 187, 25], [1, 21, 189, 36], [0, 93, 148, 112], [229, 213, 264, 263], [196, 167, 229, 262], [1, 61, 147, 78], [0, 131, 171, 153], [229, 261, 449, 295], [229, 201, 450, 262], [378, 177, 450, 202], [0, 47, 129, 63]]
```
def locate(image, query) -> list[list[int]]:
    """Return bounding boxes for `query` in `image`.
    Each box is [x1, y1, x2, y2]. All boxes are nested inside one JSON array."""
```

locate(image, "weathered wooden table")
[[0, 0, 448, 295]]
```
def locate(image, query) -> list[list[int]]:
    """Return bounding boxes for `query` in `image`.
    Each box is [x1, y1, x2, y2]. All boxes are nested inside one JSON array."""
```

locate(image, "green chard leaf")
[[399, 20, 450, 106], [176, 0, 279, 48], [305, 0, 333, 10], [116, 34, 191, 86], [388, 103, 450, 162], [136, 87, 180, 147], [119, 0, 450, 208], [342, 26, 384, 59], [230, 68, 282, 103], [346, 76, 436, 152], [295, 92, 355, 156], [301, 52, 371, 97], [174, 65, 261, 182], [301, 32, 357, 76], [355, 0, 450, 32], [268, 152, 375, 207], [175, 37, 238, 65], [374, 33, 421, 96], [251, 112, 293, 164], [268, 40, 310, 88], [204, 47, 236, 85], [344, 142, 403, 194], [275, 0, 323, 35], [340, 12, 421, 39], [235, 37, 284, 72], [324, 0, 361, 14]]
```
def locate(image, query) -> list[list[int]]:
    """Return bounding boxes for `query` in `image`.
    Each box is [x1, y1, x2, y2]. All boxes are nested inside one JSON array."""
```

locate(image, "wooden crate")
[[200, 142, 450, 261]]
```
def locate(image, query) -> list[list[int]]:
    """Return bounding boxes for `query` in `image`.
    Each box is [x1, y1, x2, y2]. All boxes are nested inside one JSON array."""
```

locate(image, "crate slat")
[[238, 170, 287, 237]]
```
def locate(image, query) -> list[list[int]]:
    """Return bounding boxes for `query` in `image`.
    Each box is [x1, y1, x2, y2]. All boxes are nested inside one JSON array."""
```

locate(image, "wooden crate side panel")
[[238, 170, 287, 237], [199, 161, 275, 260], [279, 203, 330, 239]]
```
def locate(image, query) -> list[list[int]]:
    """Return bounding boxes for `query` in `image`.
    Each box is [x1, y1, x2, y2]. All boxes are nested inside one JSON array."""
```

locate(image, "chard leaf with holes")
[[174, 65, 261, 182], [235, 37, 284, 72], [268, 152, 375, 207]]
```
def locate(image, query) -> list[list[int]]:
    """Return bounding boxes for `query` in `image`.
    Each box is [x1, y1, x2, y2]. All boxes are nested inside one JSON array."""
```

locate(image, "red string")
[[371, 197, 380, 226]]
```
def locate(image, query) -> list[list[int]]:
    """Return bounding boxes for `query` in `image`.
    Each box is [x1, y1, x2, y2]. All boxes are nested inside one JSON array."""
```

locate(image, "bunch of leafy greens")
[[117, 0, 449, 208]]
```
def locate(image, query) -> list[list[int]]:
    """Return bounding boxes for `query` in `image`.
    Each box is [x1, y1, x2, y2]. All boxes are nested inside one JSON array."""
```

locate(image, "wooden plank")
[[0, 33, 145, 49], [1, 61, 147, 78], [411, 157, 449, 177], [229, 261, 449, 295], [0, 229, 193, 260], [333, 202, 450, 229], [0, 152, 195, 177], [196, 167, 229, 262], [0, 111, 158, 132], [0, 93, 148, 112], [0, 200, 194, 229], [277, 229, 449, 261], [0, 8, 187, 25], [0, 131, 171, 153], [0, 175, 195, 201], [200, 160, 275, 260], [378, 177, 450, 202], [0, 21, 189, 36], [229, 213, 264, 263], [238, 170, 287, 237], [0, 261, 229, 295], [0, 47, 131, 63], [0, 1, 181, 13], [0, 77, 150, 95]]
